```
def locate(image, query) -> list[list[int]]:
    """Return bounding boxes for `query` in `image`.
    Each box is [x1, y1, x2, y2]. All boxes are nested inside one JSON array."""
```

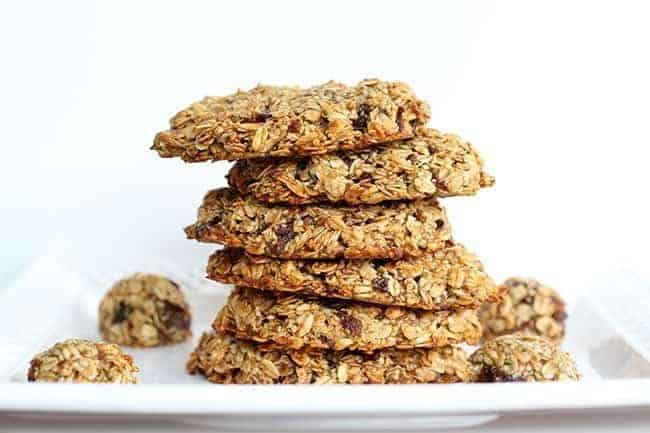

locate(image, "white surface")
[[0, 247, 648, 431], [2, 1, 650, 431]]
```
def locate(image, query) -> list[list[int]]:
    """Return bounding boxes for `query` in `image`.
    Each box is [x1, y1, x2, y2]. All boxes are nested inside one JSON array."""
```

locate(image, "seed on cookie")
[[98, 273, 192, 347], [470, 334, 579, 382], [27, 338, 140, 383], [479, 277, 567, 343]]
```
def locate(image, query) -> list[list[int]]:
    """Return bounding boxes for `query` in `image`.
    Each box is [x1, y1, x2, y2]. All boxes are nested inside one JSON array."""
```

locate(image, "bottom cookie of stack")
[[187, 331, 474, 384]]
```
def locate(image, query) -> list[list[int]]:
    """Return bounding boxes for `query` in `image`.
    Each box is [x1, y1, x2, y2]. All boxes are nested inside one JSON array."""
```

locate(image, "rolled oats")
[[479, 277, 566, 343], [213, 287, 482, 353], [98, 273, 192, 347], [27, 338, 140, 383], [228, 127, 494, 205], [470, 334, 579, 382], [152, 79, 430, 161], [185, 188, 452, 259], [187, 331, 474, 384], [207, 245, 502, 310]]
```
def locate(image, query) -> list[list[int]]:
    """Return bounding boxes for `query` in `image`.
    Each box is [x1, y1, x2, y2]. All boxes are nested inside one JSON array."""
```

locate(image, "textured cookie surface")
[[479, 277, 566, 343], [152, 79, 430, 161], [99, 273, 192, 347], [187, 331, 474, 384], [228, 128, 494, 205], [207, 245, 501, 310], [214, 287, 482, 352], [186, 188, 452, 259], [470, 335, 579, 382], [27, 339, 140, 383]]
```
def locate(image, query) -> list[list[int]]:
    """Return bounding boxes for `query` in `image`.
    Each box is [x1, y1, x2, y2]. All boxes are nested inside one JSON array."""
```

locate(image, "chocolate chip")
[[161, 302, 191, 330], [268, 222, 296, 256], [372, 276, 389, 293], [435, 219, 445, 230], [337, 311, 362, 336], [353, 104, 371, 131], [113, 302, 132, 324], [288, 118, 301, 133]]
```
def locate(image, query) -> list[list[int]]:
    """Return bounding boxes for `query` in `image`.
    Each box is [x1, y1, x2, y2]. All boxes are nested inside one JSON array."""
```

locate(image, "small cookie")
[[188, 331, 474, 384], [99, 273, 192, 347], [214, 287, 482, 353], [207, 245, 502, 311], [185, 188, 451, 260], [27, 338, 140, 383], [152, 79, 430, 161], [479, 277, 566, 343], [470, 334, 580, 382], [228, 128, 494, 205]]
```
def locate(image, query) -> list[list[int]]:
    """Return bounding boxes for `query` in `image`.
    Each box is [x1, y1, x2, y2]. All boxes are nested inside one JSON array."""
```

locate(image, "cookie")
[[185, 188, 452, 259], [152, 79, 430, 161], [187, 331, 473, 384], [228, 128, 494, 205], [479, 277, 566, 343], [27, 338, 140, 383], [207, 245, 502, 311], [213, 287, 482, 353], [470, 335, 579, 382], [98, 273, 192, 347]]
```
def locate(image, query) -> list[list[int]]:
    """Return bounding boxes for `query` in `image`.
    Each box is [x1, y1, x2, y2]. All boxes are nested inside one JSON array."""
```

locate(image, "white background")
[[2, 0, 650, 291], [1, 2, 650, 302]]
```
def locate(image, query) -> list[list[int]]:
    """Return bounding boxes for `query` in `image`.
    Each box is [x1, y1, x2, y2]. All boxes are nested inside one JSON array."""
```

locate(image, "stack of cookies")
[[152, 79, 502, 384]]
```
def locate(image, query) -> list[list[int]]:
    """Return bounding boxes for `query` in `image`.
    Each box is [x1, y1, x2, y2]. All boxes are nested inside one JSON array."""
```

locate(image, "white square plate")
[[1, 240, 649, 432]]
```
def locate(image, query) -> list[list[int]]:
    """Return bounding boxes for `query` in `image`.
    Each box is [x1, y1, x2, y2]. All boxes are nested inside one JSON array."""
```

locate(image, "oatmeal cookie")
[[185, 188, 452, 259], [479, 277, 566, 343], [207, 245, 502, 311], [228, 128, 494, 205], [152, 79, 429, 161], [27, 338, 140, 383], [187, 331, 473, 384], [470, 335, 579, 382], [214, 287, 482, 352], [99, 273, 192, 347]]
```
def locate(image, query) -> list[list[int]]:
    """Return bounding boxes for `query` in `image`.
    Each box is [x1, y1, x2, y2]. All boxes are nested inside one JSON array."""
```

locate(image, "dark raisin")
[[477, 365, 523, 383], [435, 219, 445, 230], [337, 311, 362, 336], [340, 154, 354, 167], [113, 302, 132, 324], [407, 154, 419, 164], [353, 104, 371, 131], [319, 334, 334, 348], [372, 276, 389, 293], [288, 118, 301, 133], [319, 117, 329, 129], [396, 106, 405, 130], [268, 222, 296, 256], [27, 359, 41, 382], [161, 301, 191, 330], [552, 310, 568, 322], [250, 110, 272, 123], [522, 295, 535, 305]]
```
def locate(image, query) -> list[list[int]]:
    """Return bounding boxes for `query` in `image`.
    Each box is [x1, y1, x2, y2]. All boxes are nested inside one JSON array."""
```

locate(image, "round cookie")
[[27, 338, 140, 383], [99, 273, 192, 347], [479, 277, 566, 343], [470, 335, 579, 382]]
